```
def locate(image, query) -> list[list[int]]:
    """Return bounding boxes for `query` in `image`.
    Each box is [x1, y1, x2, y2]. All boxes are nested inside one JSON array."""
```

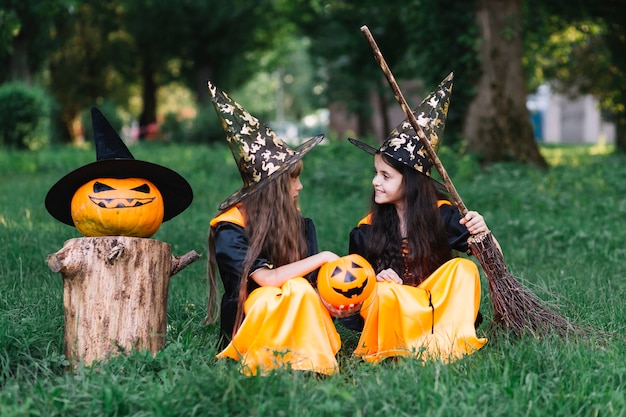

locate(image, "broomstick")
[[360, 25, 580, 337]]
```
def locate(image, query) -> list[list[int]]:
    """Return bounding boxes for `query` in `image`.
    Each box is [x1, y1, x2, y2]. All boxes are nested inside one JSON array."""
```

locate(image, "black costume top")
[[349, 201, 471, 259], [211, 208, 319, 343], [341, 201, 472, 332]]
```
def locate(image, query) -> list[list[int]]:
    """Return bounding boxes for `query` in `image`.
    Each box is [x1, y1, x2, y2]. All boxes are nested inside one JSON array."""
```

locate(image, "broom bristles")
[[488, 271, 577, 337], [469, 231, 581, 337]]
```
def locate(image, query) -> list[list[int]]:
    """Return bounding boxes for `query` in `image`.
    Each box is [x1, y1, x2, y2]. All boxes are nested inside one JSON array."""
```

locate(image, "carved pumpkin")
[[317, 254, 376, 309], [70, 177, 164, 237]]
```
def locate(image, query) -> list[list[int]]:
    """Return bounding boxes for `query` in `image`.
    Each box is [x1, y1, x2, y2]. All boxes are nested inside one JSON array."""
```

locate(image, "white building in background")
[[527, 84, 616, 144]]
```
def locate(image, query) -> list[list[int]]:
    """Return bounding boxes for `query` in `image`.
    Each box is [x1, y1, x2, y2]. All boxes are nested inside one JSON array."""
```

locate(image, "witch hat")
[[208, 81, 324, 211], [45, 107, 193, 226], [349, 72, 453, 176]]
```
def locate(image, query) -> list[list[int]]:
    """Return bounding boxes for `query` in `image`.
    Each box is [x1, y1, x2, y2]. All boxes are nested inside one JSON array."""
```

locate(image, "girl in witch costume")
[[346, 73, 491, 363], [205, 82, 344, 376]]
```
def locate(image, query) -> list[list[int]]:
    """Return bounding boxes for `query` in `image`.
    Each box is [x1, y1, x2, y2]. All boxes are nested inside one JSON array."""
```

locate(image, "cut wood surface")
[[47, 236, 200, 367]]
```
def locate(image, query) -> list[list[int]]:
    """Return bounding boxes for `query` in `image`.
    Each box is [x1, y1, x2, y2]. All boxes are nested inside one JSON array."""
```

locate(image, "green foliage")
[[524, 17, 610, 94], [524, 0, 626, 129], [0, 82, 51, 150], [402, 0, 481, 144], [0, 9, 20, 55], [233, 36, 320, 122], [0, 0, 70, 82], [44, 1, 135, 142], [286, 0, 413, 125], [3, 0, 626, 157], [121, 0, 293, 102]]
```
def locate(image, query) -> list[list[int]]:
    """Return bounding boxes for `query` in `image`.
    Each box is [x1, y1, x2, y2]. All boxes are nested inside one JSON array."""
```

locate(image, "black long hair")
[[367, 153, 452, 285]]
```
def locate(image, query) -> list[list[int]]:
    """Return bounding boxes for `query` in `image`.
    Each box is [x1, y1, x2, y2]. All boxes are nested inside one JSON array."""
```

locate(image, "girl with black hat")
[[205, 82, 343, 376], [347, 73, 491, 363]]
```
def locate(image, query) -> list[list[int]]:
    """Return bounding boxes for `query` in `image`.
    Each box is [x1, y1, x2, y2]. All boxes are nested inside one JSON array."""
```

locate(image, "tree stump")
[[47, 236, 200, 367]]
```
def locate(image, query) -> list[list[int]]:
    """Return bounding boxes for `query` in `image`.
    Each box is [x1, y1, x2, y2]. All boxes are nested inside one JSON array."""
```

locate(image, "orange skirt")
[[216, 277, 341, 375], [355, 258, 488, 363]]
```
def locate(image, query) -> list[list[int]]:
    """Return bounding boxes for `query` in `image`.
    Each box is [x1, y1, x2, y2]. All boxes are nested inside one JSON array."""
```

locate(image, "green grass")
[[0, 140, 625, 416]]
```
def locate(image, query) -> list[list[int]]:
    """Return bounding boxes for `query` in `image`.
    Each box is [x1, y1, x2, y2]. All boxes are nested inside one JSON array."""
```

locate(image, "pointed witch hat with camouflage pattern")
[[349, 72, 453, 177], [208, 81, 324, 211]]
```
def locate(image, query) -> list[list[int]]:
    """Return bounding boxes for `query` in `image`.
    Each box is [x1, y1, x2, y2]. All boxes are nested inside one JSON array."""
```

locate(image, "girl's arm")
[[250, 251, 340, 287]]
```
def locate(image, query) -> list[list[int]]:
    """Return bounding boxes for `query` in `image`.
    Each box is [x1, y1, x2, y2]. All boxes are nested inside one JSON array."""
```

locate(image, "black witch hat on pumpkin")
[[45, 107, 193, 226], [208, 81, 324, 211], [349, 72, 453, 177]]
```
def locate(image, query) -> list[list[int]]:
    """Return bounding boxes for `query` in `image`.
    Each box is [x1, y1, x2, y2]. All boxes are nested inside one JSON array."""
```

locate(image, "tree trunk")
[[463, 0, 547, 168], [47, 237, 199, 367], [139, 59, 158, 140], [376, 89, 391, 139], [195, 63, 215, 106], [356, 88, 374, 138], [615, 118, 626, 153], [9, 34, 32, 83]]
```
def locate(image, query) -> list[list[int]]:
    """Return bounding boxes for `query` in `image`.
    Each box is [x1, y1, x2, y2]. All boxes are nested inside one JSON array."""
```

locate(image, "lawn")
[[0, 139, 624, 416]]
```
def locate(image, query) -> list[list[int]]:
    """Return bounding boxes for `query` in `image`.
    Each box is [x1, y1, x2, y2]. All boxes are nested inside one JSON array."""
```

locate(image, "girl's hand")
[[320, 296, 363, 318], [376, 268, 403, 284], [319, 251, 340, 263], [251, 251, 340, 288], [459, 211, 489, 235]]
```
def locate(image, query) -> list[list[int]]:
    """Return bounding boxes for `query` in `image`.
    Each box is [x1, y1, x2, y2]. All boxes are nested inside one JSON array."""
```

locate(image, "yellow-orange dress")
[[348, 203, 488, 363], [211, 206, 341, 375]]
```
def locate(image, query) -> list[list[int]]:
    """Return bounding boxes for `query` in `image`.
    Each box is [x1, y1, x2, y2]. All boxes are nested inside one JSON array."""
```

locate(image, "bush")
[[181, 104, 224, 144], [160, 111, 190, 143], [0, 82, 51, 150]]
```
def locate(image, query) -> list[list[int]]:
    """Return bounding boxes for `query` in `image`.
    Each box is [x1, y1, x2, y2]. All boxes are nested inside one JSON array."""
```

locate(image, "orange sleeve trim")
[[210, 205, 245, 228], [357, 214, 372, 226]]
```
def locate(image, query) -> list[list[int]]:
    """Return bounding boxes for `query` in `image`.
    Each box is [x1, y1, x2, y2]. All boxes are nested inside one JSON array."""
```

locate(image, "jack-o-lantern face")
[[317, 254, 376, 308], [70, 177, 164, 237]]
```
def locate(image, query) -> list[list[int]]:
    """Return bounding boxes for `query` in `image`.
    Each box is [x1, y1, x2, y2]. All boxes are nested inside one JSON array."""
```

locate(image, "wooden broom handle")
[[360, 25, 468, 215]]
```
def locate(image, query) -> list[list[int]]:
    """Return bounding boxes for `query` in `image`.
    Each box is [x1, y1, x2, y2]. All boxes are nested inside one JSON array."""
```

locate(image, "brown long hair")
[[367, 153, 452, 285], [205, 161, 307, 336]]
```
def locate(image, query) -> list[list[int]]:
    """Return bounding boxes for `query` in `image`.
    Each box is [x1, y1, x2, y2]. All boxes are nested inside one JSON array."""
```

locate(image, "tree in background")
[[1, 0, 70, 84], [3, 0, 289, 143], [114, 0, 287, 139], [160, 0, 285, 102], [402, 0, 546, 167], [46, 1, 133, 143], [119, 0, 185, 139], [2, 0, 625, 161], [526, 0, 626, 153], [285, 0, 412, 138], [402, 0, 482, 148], [0, 8, 21, 81], [233, 36, 320, 124], [288, 0, 547, 167], [464, 0, 547, 167]]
